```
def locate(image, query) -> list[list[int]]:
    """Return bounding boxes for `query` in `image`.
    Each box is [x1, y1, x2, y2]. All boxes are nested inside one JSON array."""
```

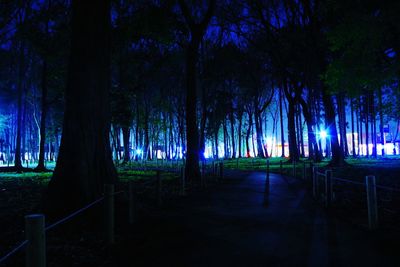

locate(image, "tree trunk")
[[47, 0, 117, 215], [36, 58, 48, 171], [229, 109, 235, 158], [322, 89, 345, 166], [279, 88, 285, 157], [122, 126, 130, 163]]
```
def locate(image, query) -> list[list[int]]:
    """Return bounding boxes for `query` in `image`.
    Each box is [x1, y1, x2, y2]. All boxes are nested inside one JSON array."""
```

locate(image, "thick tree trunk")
[[184, 44, 201, 180], [47, 0, 117, 214]]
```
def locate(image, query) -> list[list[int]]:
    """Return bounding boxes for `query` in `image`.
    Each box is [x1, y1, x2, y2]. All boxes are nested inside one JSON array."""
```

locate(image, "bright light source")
[[320, 130, 327, 139], [136, 149, 142, 155]]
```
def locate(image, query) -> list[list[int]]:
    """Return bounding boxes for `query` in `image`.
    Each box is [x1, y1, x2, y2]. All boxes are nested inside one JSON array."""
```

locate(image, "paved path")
[[113, 171, 400, 267]]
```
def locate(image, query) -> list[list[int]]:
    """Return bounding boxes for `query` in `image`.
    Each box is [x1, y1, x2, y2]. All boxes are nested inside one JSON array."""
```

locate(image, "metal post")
[[366, 175, 378, 230], [309, 162, 314, 183], [128, 181, 135, 224], [325, 170, 332, 208], [280, 160, 283, 175], [219, 162, 224, 180], [25, 214, 46, 267], [156, 170, 162, 206], [303, 162, 306, 180], [236, 158, 239, 169], [104, 184, 115, 244]]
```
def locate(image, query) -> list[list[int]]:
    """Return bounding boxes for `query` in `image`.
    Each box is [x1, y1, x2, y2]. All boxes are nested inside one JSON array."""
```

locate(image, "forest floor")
[[1, 157, 400, 266]]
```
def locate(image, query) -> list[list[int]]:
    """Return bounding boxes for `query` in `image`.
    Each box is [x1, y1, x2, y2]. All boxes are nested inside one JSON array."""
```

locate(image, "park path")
[[112, 170, 399, 267]]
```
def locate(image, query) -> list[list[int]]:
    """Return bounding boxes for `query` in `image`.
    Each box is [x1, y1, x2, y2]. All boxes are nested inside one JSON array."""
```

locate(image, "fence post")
[[280, 160, 283, 175], [312, 166, 318, 198], [25, 214, 46, 267], [302, 162, 306, 180], [104, 184, 115, 244], [156, 170, 162, 206], [264, 160, 270, 206], [366, 175, 378, 230], [325, 170, 332, 208], [128, 181, 135, 224], [219, 162, 224, 180], [309, 162, 314, 183], [292, 160, 296, 178], [180, 166, 186, 196], [236, 158, 239, 169]]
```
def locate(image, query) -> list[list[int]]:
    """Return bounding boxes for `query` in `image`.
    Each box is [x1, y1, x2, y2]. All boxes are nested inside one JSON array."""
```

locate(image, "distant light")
[[320, 130, 327, 139], [136, 149, 142, 155]]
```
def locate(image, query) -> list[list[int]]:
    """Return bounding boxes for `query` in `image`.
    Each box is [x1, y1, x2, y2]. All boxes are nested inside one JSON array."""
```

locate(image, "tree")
[[46, 0, 117, 214], [178, 0, 215, 180]]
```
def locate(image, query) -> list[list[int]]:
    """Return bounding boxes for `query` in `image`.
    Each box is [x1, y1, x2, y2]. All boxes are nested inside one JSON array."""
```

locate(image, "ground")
[[1, 157, 400, 266]]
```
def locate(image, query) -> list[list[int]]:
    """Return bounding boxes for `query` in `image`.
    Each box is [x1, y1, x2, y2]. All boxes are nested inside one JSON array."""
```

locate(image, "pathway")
[[112, 171, 400, 267]]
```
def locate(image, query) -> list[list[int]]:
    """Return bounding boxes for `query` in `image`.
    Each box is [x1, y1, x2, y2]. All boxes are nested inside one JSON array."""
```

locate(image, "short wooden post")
[[279, 160, 283, 175], [219, 162, 224, 180], [236, 158, 239, 169], [201, 161, 206, 188], [156, 170, 162, 206], [312, 166, 318, 198], [292, 160, 296, 178], [104, 184, 115, 244], [302, 162, 306, 180], [366, 175, 378, 230], [325, 170, 332, 208], [180, 166, 186, 196], [309, 162, 314, 182], [25, 214, 46, 267], [264, 160, 270, 206], [128, 181, 135, 224]]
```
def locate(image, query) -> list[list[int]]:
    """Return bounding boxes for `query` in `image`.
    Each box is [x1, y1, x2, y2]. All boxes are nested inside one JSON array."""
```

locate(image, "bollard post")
[[236, 158, 239, 169], [156, 170, 162, 206], [180, 166, 186, 196], [280, 160, 283, 175], [25, 214, 46, 267], [219, 162, 224, 180], [292, 160, 296, 178], [302, 162, 306, 180], [104, 184, 115, 244], [325, 170, 332, 208], [312, 166, 318, 198], [366, 175, 378, 230], [128, 181, 136, 224], [309, 162, 314, 183], [264, 160, 270, 206]]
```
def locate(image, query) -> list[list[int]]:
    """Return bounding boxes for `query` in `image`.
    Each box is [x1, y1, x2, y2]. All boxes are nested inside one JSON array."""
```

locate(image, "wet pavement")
[[113, 170, 400, 267]]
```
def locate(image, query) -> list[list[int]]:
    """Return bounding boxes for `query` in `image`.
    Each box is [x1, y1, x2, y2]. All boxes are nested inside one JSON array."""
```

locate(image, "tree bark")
[[47, 0, 117, 215]]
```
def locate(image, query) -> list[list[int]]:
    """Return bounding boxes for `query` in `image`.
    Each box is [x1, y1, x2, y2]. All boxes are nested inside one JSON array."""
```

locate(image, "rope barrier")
[[45, 197, 105, 232], [332, 177, 364, 186], [375, 185, 400, 193], [0, 240, 28, 264]]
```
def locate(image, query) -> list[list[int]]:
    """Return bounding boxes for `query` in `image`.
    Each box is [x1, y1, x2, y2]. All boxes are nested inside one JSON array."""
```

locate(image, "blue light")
[[320, 130, 327, 139], [136, 149, 143, 155]]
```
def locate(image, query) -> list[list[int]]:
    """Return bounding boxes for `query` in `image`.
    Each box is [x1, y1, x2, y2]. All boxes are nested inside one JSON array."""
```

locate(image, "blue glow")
[[136, 149, 143, 155], [320, 130, 327, 139]]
